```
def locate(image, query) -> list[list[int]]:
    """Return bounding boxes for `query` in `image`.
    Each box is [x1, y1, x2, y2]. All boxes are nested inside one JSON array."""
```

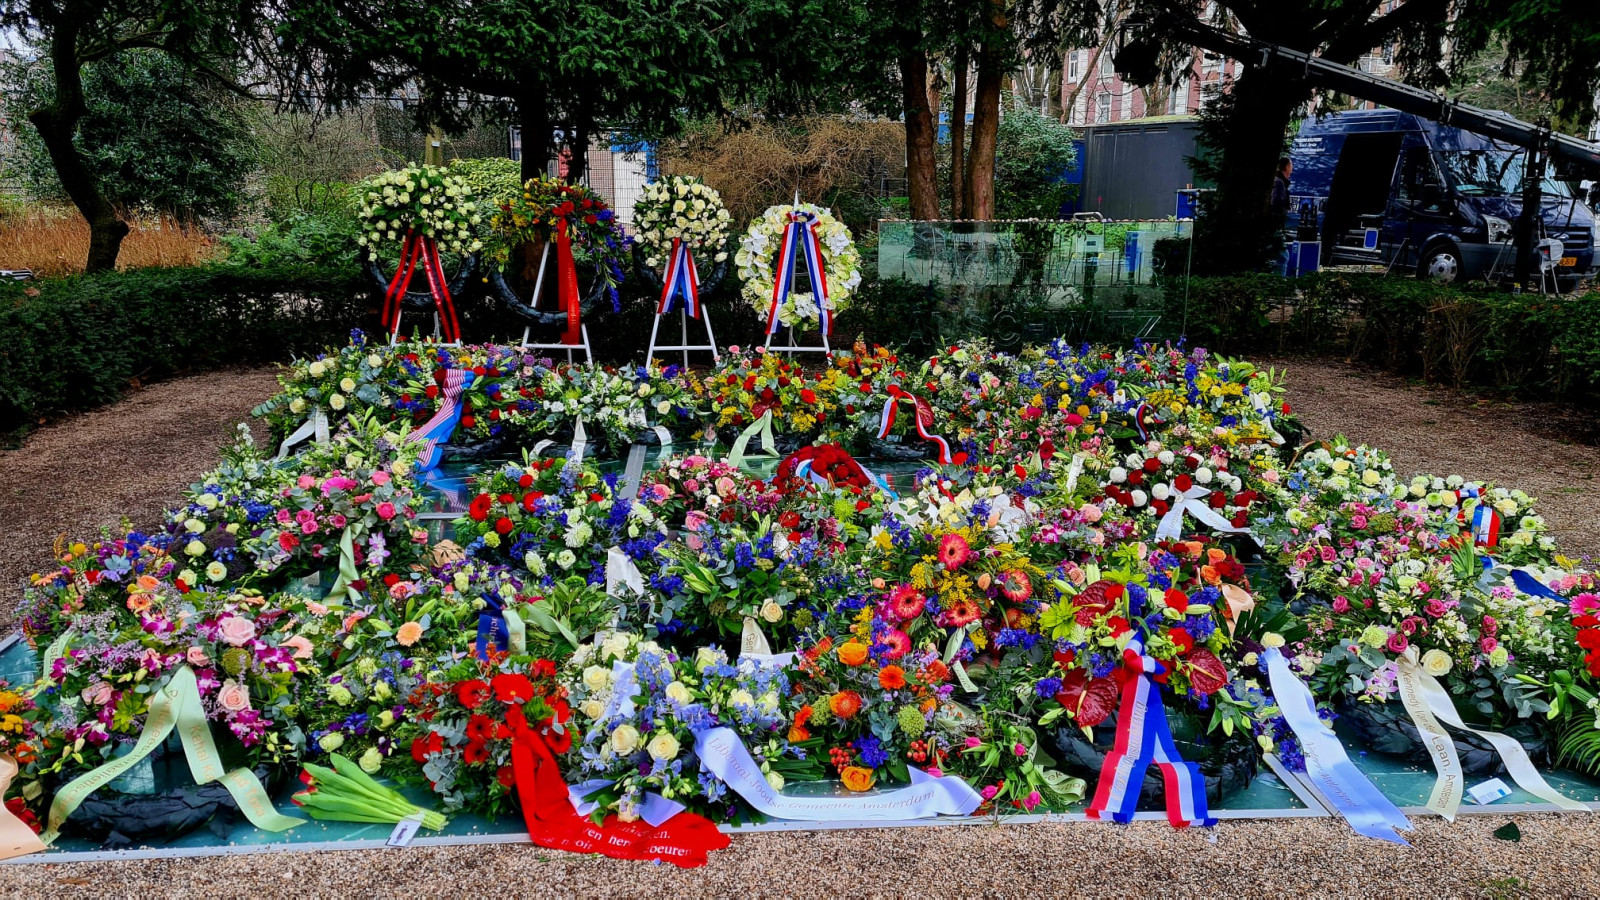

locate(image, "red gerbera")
[[941, 597, 981, 628], [466, 714, 497, 742], [880, 628, 911, 660], [937, 533, 972, 569], [999, 570, 1033, 603], [491, 672, 536, 704], [887, 584, 926, 621], [463, 740, 490, 764], [455, 679, 490, 709]]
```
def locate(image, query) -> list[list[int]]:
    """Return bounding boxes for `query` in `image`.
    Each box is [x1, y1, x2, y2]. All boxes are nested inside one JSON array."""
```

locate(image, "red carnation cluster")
[[774, 444, 879, 495]]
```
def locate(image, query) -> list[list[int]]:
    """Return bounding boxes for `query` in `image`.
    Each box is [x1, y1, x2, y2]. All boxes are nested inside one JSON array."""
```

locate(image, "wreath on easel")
[[355, 164, 484, 342]]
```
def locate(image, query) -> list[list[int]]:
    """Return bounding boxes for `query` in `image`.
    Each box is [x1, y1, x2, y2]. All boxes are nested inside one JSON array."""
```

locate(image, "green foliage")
[[447, 157, 522, 212], [993, 105, 1079, 220], [0, 265, 366, 433], [214, 210, 365, 270], [3, 49, 256, 220]]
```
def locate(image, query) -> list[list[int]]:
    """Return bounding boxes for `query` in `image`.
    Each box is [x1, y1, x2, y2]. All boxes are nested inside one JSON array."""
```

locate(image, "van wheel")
[[1419, 243, 1461, 283]]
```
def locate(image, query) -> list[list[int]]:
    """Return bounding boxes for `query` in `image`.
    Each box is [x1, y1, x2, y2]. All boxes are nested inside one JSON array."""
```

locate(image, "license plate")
[[1559, 256, 1577, 267]]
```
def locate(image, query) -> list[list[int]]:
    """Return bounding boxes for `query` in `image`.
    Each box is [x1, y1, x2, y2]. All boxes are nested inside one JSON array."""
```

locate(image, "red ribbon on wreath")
[[383, 230, 462, 343], [875, 386, 953, 464], [555, 219, 583, 345], [504, 703, 728, 867]]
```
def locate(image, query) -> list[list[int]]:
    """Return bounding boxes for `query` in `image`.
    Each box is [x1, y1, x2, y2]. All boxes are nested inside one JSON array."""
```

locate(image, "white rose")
[[328, 394, 346, 411], [366, 354, 384, 368], [728, 689, 755, 708], [289, 397, 307, 414], [609, 724, 641, 755], [308, 361, 327, 377], [359, 746, 384, 774], [695, 647, 720, 672], [646, 732, 680, 761], [1421, 649, 1453, 676], [582, 665, 612, 692], [759, 598, 783, 623], [1261, 632, 1286, 649], [665, 681, 693, 705], [580, 698, 605, 719], [339, 377, 357, 393], [601, 632, 633, 661]]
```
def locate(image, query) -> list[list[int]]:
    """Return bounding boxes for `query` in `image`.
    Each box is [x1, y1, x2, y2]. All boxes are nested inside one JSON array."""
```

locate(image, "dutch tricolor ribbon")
[[765, 211, 832, 337], [405, 368, 474, 472], [383, 231, 462, 343], [657, 238, 701, 318], [876, 387, 953, 464], [1086, 640, 1216, 828], [1133, 401, 1158, 442], [1470, 503, 1502, 548]]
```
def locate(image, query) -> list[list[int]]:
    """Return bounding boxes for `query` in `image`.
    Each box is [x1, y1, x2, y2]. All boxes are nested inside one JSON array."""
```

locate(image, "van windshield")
[[1437, 149, 1572, 197]]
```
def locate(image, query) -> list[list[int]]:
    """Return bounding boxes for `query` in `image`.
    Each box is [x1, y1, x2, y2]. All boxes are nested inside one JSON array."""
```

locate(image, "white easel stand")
[[389, 311, 461, 347], [762, 323, 832, 356], [645, 305, 720, 368], [515, 241, 593, 364]]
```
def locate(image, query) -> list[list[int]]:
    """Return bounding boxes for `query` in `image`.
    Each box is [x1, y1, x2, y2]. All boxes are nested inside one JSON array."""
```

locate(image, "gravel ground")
[[4, 357, 1600, 896]]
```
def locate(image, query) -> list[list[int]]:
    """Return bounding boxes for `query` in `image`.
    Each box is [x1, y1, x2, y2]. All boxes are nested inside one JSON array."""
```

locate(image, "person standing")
[[1270, 156, 1293, 218]]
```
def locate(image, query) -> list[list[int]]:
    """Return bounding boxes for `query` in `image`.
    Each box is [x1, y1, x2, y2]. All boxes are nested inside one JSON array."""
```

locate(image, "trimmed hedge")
[[1162, 271, 1600, 402], [0, 265, 367, 433]]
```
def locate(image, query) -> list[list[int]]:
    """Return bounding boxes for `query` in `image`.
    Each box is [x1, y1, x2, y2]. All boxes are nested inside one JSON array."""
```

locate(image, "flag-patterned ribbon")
[[1086, 640, 1216, 828], [657, 238, 701, 318], [765, 211, 832, 337], [876, 387, 953, 464], [405, 368, 474, 472]]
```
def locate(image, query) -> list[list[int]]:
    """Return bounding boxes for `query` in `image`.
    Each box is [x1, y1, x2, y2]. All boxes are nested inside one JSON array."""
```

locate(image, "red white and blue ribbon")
[[405, 368, 474, 472], [657, 238, 701, 318], [792, 458, 897, 499], [1133, 401, 1158, 442], [1470, 503, 1502, 549], [876, 388, 953, 464], [1262, 647, 1412, 844], [765, 211, 831, 337], [1086, 640, 1215, 828]]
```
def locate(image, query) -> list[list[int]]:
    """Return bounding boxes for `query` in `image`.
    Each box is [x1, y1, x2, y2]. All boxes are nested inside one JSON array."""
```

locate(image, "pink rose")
[[715, 477, 736, 497], [1013, 742, 1027, 758], [1425, 599, 1448, 618], [980, 784, 999, 801], [1331, 595, 1350, 613], [376, 502, 396, 521], [1479, 636, 1499, 654], [371, 470, 391, 485], [1021, 790, 1042, 811], [1385, 632, 1409, 654], [281, 635, 314, 660], [328, 513, 348, 529], [1261, 469, 1281, 484], [1080, 504, 1103, 524], [187, 647, 211, 666], [683, 478, 701, 493], [297, 474, 316, 489], [81, 681, 113, 707], [300, 520, 319, 535], [218, 615, 257, 646], [276, 509, 293, 525], [216, 679, 252, 713]]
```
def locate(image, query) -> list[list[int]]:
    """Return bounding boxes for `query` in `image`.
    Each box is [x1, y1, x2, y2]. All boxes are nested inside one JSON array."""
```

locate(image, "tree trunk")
[[966, 40, 1005, 220], [518, 91, 550, 184], [1196, 63, 1307, 272], [30, 22, 127, 273], [900, 48, 940, 221], [951, 48, 968, 219], [566, 108, 592, 184]]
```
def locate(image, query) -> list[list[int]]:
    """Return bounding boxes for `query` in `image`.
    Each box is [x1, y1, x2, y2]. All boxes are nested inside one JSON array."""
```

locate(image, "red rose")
[[1231, 512, 1249, 528], [425, 385, 440, 399], [382, 573, 401, 587], [1208, 491, 1228, 509], [1174, 473, 1193, 492], [1168, 627, 1195, 655], [519, 473, 534, 488], [1142, 458, 1161, 473], [461, 416, 476, 428], [495, 517, 514, 535]]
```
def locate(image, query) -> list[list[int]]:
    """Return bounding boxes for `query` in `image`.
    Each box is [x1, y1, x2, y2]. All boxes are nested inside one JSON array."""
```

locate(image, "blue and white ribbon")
[[406, 368, 474, 472], [473, 592, 525, 661], [1262, 647, 1412, 844], [657, 238, 701, 318], [765, 211, 831, 337], [1086, 641, 1215, 827], [792, 458, 897, 499]]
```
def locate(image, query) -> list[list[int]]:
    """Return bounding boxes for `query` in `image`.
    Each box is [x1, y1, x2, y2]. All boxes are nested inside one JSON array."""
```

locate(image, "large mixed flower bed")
[[13, 333, 1600, 856]]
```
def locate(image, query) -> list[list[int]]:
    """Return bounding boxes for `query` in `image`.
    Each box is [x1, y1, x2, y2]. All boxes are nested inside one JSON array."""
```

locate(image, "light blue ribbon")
[[1263, 647, 1412, 844]]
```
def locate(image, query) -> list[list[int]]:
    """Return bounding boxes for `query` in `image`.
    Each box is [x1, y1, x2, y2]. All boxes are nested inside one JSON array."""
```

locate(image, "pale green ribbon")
[[728, 409, 777, 468], [321, 529, 364, 605], [502, 606, 527, 654], [43, 666, 304, 843], [40, 628, 74, 673]]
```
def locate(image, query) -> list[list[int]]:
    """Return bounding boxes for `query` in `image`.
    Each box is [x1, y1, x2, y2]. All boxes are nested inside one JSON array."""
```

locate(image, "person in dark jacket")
[[1269, 156, 1292, 217]]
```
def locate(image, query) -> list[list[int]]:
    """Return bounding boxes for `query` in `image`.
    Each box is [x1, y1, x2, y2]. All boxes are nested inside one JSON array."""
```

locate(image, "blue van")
[[1287, 109, 1596, 284]]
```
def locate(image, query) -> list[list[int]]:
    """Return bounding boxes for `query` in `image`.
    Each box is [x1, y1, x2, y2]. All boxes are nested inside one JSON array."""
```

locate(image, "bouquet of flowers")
[[655, 516, 814, 644], [704, 347, 841, 438], [486, 177, 630, 308], [387, 342, 529, 444], [253, 332, 396, 444], [526, 364, 651, 450], [635, 454, 778, 531], [564, 633, 813, 821], [736, 203, 860, 332], [633, 176, 732, 270], [404, 655, 569, 818], [355, 164, 484, 260]]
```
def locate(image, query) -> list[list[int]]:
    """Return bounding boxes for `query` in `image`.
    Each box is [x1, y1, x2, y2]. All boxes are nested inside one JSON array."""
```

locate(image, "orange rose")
[[878, 665, 907, 690], [1206, 547, 1227, 565], [839, 766, 875, 792], [1200, 565, 1221, 585], [837, 641, 869, 667], [135, 574, 160, 592], [828, 690, 862, 720]]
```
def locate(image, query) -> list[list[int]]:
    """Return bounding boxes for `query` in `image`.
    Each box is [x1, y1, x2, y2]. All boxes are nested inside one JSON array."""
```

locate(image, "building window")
[[1096, 92, 1112, 123], [1067, 50, 1081, 81], [1099, 51, 1115, 77], [1169, 78, 1190, 114]]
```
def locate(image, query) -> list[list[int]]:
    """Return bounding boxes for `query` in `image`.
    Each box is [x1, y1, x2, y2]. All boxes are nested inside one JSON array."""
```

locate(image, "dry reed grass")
[[0, 206, 215, 277]]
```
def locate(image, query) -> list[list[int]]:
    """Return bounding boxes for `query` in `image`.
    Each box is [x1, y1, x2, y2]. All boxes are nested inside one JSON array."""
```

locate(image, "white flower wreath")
[[633, 175, 732, 269], [735, 203, 861, 330], [354, 163, 484, 259]]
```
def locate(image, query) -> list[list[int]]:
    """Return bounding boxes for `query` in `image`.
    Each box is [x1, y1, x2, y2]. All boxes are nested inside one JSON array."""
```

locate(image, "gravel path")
[[4, 357, 1600, 895], [0, 367, 282, 628]]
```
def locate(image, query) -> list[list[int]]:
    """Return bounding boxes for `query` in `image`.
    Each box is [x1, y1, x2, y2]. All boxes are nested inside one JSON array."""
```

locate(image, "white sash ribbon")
[[275, 407, 329, 459], [1153, 484, 1260, 545], [693, 726, 980, 821], [1395, 648, 1585, 819]]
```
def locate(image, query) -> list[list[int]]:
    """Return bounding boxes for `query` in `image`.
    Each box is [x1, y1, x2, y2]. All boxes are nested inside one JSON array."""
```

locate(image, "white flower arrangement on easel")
[[634, 176, 732, 366], [736, 201, 860, 356]]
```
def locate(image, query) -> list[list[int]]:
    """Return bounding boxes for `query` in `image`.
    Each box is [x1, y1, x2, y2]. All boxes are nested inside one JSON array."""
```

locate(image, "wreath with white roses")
[[736, 203, 861, 331], [354, 163, 484, 259], [633, 175, 732, 270]]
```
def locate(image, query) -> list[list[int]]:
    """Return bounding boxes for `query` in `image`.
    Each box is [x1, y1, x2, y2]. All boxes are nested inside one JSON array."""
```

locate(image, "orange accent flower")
[[1200, 565, 1221, 586], [126, 593, 152, 613], [828, 690, 863, 720], [839, 766, 875, 792], [135, 574, 160, 592], [788, 705, 813, 743], [878, 665, 907, 690], [837, 641, 869, 667], [396, 621, 424, 646]]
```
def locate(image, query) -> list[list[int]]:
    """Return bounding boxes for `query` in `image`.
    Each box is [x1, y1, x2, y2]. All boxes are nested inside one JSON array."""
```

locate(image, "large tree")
[[1114, 0, 1600, 271], [0, 0, 261, 271]]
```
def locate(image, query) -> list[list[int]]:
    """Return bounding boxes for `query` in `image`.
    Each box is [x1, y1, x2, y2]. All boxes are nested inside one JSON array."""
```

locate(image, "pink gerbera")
[[880, 628, 911, 660], [887, 584, 926, 621], [938, 533, 972, 570], [940, 597, 982, 628], [999, 570, 1033, 603], [1573, 593, 1600, 616]]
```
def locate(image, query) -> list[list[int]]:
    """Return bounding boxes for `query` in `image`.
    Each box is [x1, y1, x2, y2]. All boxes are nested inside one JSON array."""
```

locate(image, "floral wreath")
[[736, 203, 861, 331], [487, 176, 630, 305], [633, 175, 732, 270], [355, 163, 484, 260]]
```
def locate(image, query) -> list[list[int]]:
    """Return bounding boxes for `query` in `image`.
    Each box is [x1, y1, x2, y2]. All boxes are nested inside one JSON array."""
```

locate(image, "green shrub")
[[0, 265, 366, 433], [214, 210, 364, 270]]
